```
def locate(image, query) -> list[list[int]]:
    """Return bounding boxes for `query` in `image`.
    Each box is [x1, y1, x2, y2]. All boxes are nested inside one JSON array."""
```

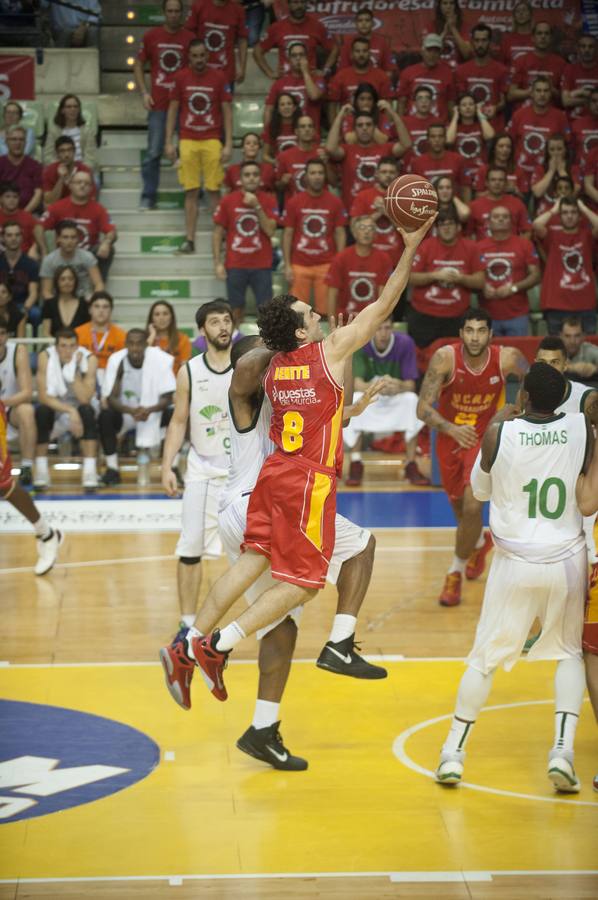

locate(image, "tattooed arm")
[[417, 347, 477, 449], [500, 346, 529, 382]]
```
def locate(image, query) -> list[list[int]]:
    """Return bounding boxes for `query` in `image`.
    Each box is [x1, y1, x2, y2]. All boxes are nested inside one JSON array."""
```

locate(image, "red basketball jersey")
[[263, 340, 344, 475], [437, 343, 505, 440]]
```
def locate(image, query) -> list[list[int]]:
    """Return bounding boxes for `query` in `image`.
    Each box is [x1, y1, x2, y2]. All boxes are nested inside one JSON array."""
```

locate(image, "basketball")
[[384, 174, 438, 231]]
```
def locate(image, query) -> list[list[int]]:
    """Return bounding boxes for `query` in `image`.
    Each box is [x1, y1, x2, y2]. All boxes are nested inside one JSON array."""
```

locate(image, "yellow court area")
[[1, 660, 597, 884]]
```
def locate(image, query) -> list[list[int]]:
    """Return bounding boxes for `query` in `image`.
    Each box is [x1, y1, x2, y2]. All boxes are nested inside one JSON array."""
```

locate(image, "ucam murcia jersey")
[[186, 354, 233, 480], [263, 340, 344, 476], [437, 344, 505, 441], [0, 342, 18, 400], [488, 411, 587, 563]]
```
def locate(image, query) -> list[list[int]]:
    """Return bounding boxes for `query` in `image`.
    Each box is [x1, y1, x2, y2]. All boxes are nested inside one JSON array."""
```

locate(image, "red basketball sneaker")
[[159, 640, 195, 710], [191, 630, 229, 701], [465, 532, 493, 580], [439, 571, 462, 607]]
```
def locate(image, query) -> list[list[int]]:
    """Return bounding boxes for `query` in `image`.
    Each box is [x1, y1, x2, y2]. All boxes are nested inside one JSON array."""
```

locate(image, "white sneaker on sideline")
[[548, 755, 581, 793], [33, 467, 49, 489], [35, 529, 63, 576], [435, 751, 465, 785], [82, 469, 99, 490]]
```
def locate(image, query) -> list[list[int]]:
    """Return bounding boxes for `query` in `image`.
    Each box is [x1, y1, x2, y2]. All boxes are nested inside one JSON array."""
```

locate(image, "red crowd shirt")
[[509, 105, 570, 172], [327, 65, 394, 106], [213, 189, 279, 269], [341, 109, 396, 141], [586, 145, 598, 186], [571, 115, 598, 168], [530, 163, 583, 216], [560, 62, 598, 119], [449, 122, 487, 179], [467, 195, 531, 240], [0, 208, 38, 252], [409, 150, 467, 190], [495, 32, 534, 67], [259, 14, 332, 74], [477, 234, 539, 320], [263, 120, 298, 154], [410, 236, 481, 318], [511, 51, 566, 99], [42, 198, 115, 249], [455, 59, 509, 128], [541, 227, 596, 311], [339, 142, 397, 209], [266, 72, 326, 132], [350, 186, 404, 266], [338, 32, 394, 71], [421, 25, 470, 70], [282, 189, 347, 267], [186, 0, 247, 85], [325, 245, 393, 316], [42, 161, 95, 201], [137, 26, 195, 111], [276, 146, 321, 194], [402, 113, 437, 158], [170, 67, 232, 141], [396, 61, 455, 119], [224, 161, 275, 193]]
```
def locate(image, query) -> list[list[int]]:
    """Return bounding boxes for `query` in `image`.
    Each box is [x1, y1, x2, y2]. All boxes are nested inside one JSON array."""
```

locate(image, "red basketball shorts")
[[242, 451, 337, 589], [437, 435, 481, 502], [0, 406, 13, 493]]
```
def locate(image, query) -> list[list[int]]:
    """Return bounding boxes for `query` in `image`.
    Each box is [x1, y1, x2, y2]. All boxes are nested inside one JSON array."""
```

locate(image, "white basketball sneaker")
[[35, 529, 63, 576], [548, 751, 581, 793], [435, 751, 465, 785]]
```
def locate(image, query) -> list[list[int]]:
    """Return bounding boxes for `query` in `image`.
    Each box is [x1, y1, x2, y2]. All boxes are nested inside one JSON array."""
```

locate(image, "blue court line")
[[30, 492, 489, 529]]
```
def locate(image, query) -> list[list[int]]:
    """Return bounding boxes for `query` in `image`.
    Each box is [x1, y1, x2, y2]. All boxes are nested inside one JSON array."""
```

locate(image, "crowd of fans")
[[1, 0, 597, 490]]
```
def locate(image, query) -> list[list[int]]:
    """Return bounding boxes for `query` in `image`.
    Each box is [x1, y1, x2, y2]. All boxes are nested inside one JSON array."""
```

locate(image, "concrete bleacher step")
[[103, 188, 187, 210], [101, 131, 147, 149], [114, 233, 212, 255], [108, 274, 222, 300], [101, 167, 180, 189], [111, 253, 212, 276], [112, 211, 212, 230], [99, 146, 152, 167]]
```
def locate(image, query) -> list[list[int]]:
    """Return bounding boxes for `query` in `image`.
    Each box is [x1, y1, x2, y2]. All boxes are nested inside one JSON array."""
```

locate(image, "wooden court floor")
[[1, 521, 598, 900]]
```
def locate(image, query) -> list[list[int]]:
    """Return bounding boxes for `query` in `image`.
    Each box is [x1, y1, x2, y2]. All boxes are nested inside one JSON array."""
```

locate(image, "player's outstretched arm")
[[470, 421, 500, 501], [161, 366, 190, 496], [229, 346, 275, 430], [500, 346, 529, 381], [324, 216, 436, 367]]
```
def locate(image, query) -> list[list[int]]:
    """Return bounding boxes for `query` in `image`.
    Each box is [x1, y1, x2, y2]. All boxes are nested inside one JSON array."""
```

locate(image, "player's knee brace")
[[179, 555, 201, 565]]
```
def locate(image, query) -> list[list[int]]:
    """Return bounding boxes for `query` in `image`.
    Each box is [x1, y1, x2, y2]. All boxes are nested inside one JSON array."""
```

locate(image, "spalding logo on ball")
[[384, 175, 438, 231]]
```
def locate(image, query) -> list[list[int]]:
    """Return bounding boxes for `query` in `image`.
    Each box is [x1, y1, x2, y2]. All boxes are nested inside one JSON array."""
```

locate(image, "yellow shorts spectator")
[[178, 139, 224, 192]]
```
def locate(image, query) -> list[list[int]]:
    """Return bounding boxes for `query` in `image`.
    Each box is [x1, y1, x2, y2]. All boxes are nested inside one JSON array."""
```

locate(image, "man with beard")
[[161, 300, 235, 633], [417, 307, 528, 607], [456, 23, 508, 130]]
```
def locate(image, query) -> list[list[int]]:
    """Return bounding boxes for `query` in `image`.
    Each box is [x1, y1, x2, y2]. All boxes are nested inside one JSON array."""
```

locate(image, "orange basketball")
[[384, 174, 438, 231]]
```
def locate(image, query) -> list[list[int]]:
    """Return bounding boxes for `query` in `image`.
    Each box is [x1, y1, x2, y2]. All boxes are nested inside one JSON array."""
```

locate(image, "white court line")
[[1, 870, 598, 886], [393, 699, 598, 809], [0, 657, 468, 669], [0, 546, 454, 577]]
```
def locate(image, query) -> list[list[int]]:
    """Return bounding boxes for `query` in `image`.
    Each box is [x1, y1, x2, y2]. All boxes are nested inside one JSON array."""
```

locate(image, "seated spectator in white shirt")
[[0, 309, 36, 485]]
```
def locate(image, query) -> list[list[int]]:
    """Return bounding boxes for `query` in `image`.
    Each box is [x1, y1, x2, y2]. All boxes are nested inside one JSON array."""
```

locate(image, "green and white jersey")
[[556, 379, 593, 415], [186, 353, 233, 481], [489, 412, 587, 563]]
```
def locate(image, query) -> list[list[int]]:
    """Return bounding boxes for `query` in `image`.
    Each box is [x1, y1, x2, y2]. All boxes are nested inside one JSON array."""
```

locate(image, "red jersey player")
[[159, 214, 436, 707], [417, 307, 528, 607], [0, 396, 62, 575]]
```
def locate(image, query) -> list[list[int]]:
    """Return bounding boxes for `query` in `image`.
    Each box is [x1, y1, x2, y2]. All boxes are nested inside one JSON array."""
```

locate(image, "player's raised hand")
[[353, 379, 384, 413], [396, 213, 437, 248], [328, 312, 355, 332], [449, 423, 478, 449]]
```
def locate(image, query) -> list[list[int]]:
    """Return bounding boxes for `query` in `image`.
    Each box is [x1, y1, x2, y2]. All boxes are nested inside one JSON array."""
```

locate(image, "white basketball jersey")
[[220, 392, 274, 510], [556, 379, 592, 415], [186, 353, 233, 480], [0, 342, 18, 399], [489, 412, 587, 563]]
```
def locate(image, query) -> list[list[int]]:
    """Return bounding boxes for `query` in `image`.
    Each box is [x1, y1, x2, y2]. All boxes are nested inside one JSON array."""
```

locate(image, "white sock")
[[181, 614, 195, 628], [216, 621, 246, 652], [83, 457, 97, 475], [474, 532, 485, 549], [35, 456, 48, 475], [106, 453, 118, 470], [443, 666, 495, 755], [329, 613, 357, 644], [21, 458, 33, 467], [34, 515, 52, 540], [252, 699, 279, 730], [185, 625, 203, 660], [448, 555, 467, 574], [350, 452, 361, 462], [552, 657, 585, 754]]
